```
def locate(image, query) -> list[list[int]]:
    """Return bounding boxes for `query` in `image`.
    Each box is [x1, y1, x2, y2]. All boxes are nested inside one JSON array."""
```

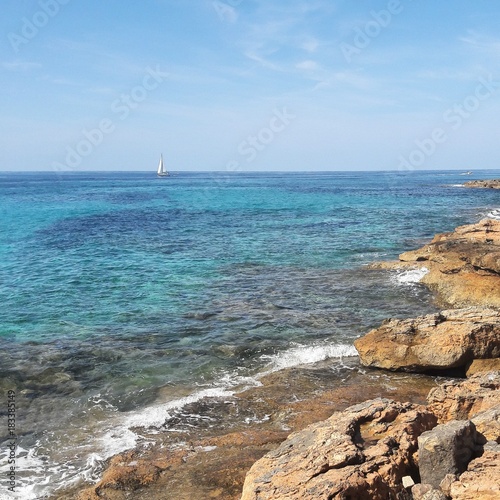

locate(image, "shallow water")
[[1, 169, 499, 497]]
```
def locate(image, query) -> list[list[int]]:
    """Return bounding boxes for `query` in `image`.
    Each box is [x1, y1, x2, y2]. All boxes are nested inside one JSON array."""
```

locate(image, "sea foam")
[[486, 209, 500, 220], [260, 343, 358, 373], [390, 267, 429, 285]]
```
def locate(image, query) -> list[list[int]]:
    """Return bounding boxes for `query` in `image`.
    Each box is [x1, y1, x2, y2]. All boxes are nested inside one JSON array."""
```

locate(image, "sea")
[[1, 169, 499, 498]]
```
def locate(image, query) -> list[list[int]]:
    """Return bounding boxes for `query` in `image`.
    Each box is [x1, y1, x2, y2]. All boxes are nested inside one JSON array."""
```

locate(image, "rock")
[[354, 308, 500, 373], [411, 483, 434, 499], [240, 398, 437, 500], [470, 405, 500, 443], [448, 442, 500, 499], [466, 358, 500, 377], [464, 179, 500, 189], [426, 372, 500, 423], [439, 473, 458, 496], [417, 420, 478, 488], [402, 475, 415, 488], [370, 219, 500, 309], [419, 490, 448, 500], [411, 484, 449, 500]]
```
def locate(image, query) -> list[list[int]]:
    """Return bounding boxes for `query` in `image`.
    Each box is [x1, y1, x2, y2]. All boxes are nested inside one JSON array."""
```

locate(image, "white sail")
[[157, 154, 169, 176]]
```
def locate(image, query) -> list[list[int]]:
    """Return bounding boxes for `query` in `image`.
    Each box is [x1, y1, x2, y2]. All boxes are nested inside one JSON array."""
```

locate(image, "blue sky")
[[1, 0, 500, 171]]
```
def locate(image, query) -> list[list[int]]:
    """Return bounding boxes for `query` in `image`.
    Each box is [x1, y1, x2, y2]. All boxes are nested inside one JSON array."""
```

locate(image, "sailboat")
[[156, 154, 169, 177]]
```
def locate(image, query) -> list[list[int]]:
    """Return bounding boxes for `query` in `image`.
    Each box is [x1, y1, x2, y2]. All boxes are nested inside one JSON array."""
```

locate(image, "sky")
[[1, 0, 500, 172]]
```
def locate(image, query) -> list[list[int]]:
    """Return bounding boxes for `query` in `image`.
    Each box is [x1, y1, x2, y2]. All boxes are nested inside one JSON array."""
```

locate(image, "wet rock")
[[417, 420, 478, 488], [241, 398, 437, 500], [354, 308, 500, 373]]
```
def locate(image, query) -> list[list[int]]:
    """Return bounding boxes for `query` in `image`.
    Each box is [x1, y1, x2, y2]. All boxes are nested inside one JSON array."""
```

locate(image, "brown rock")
[[466, 358, 500, 377], [449, 443, 500, 499], [470, 405, 500, 443], [464, 179, 500, 189], [426, 371, 500, 423], [240, 398, 437, 500], [370, 219, 500, 309], [354, 308, 500, 373]]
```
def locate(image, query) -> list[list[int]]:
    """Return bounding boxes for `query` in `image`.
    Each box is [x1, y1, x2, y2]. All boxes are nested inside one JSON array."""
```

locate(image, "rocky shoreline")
[[73, 216, 500, 499], [242, 218, 500, 500]]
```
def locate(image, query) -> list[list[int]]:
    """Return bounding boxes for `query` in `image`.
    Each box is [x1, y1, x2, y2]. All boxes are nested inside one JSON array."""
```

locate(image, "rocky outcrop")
[[426, 371, 500, 425], [370, 219, 500, 309], [466, 358, 500, 377], [354, 308, 500, 373], [448, 442, 500, 499], [464, 179, 500, 189], [417, 420, 478, 488], [241, 398, 437, 500], [241, 373, 500, 500]]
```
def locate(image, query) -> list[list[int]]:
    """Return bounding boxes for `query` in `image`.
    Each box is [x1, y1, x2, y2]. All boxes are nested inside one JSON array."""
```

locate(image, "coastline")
[[242, 216, 500, 498], [68, 189, 500, 499]]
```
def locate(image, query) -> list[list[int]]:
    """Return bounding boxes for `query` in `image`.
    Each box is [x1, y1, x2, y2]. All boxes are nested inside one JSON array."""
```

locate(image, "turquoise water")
[[1, 170, 499, 497]]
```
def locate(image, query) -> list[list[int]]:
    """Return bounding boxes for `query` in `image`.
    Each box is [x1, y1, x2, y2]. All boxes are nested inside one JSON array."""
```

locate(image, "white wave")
[[486, 209, 500, 220], [260, 343, 358, 373], [5, 342, 358, 499], [124, 386, 239, 429], [449, 183, 465, 187], [390, 267, 429, 285]]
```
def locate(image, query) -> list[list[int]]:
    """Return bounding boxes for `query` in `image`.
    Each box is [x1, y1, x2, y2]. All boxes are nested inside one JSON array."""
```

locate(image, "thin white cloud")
[[300, 38, 320, 53], [459, 31, 500, 53], [296, 60, 319, 71]]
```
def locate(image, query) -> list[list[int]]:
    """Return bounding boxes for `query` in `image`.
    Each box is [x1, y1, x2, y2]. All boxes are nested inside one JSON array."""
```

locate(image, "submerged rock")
[[354, 308, 500, 373]]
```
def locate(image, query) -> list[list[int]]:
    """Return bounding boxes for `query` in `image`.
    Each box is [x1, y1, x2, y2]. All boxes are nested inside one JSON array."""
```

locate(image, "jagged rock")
[[439, 473, 459, 496], [449, 442, 500, 499], [354, 308, 500, 373], [411, 483, 434, 499], [240, 398, 437, 500], [466, 358, 500, 377], [370, 219, 500, 309], [426, 372, 500, 424], [470, 405, 500, 443], [464, 179, 500, 189], [417, 420, 478, 488]]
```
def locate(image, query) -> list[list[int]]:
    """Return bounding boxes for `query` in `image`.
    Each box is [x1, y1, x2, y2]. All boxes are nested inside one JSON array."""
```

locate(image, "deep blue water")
[[1, 169, 499, 497]]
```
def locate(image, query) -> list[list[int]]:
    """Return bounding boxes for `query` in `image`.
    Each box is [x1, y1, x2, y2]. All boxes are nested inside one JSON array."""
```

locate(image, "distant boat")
[[460, 171, 473, 175], [156, 154, 169, 177]]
